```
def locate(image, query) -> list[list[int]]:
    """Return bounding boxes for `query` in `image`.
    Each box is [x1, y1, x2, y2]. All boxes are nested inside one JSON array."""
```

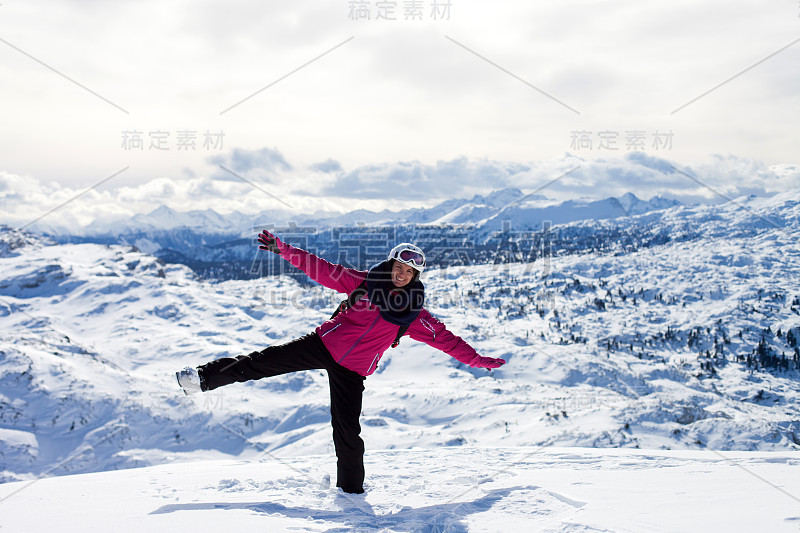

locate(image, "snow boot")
[[176, 366, 204, 395]]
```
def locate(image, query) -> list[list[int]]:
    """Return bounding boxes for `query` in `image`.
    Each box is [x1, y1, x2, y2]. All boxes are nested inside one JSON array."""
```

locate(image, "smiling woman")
[[390, 260, 416, 287], [175, 230, 505, 494]]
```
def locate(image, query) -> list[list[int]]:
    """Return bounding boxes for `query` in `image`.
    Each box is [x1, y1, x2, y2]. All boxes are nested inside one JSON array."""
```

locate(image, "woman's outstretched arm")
[[407, 309, 506, 369], [258, 229, 364, 294]]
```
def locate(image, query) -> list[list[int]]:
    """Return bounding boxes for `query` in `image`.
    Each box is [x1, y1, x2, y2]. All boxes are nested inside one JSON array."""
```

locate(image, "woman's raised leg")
[[199, 332, 328, 391]]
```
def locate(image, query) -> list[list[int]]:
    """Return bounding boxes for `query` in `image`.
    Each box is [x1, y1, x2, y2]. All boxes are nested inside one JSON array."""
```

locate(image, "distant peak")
[[149, 205, 177, 216], [482, 188, 525, 207]]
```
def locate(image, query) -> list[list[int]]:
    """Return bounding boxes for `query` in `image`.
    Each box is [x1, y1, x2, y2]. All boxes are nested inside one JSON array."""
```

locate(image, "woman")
[[176, 230, 506, 494]]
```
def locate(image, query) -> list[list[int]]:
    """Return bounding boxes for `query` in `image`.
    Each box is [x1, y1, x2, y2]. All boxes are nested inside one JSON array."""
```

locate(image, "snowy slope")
[[2, 447, 800, 532], [479, 197, 628, 232], [1, 190, 799, 491]]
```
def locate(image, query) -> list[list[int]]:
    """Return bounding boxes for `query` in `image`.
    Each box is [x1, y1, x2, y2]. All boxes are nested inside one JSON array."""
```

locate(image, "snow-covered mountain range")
[[2, 190, 799, 494], [50, 190, 683, 280], [54, 189, 679, 237]]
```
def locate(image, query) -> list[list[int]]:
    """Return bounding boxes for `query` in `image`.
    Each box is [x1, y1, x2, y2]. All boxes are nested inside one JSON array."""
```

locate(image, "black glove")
[[257, 230, 282, 254]]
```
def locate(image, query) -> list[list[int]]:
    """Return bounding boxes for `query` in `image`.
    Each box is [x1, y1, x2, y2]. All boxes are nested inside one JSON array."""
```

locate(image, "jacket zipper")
[[368, 352, 381, 374], [320, 323, 341, 337], [337, 313, 381, 363], [421, 318, 436, 340]]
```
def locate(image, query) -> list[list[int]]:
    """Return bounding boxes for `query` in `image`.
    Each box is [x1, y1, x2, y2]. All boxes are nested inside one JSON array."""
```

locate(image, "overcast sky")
[[1, 0, 799, 226]]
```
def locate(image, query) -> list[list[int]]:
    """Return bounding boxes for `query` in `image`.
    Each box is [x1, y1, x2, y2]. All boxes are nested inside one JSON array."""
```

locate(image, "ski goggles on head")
[[396, 249, 425, 268]]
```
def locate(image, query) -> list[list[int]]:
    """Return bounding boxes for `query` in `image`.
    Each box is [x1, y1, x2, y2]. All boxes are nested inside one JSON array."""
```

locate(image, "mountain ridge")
[[61, 189, 682, 237]]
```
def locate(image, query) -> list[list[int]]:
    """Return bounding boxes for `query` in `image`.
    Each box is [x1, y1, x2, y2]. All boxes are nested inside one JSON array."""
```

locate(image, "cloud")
[[313, 157, 532, 199], [309, 159, 343, 173], [302, 152, 732, 204], [207, 147, 293, 181], [1, 153, 798, 233], [625, 152, 678, 175], [536, 153, 800, 205]]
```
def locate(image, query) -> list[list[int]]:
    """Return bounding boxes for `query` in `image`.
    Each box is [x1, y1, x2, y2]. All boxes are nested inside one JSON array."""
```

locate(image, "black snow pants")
[[198, 331, 366, 494]]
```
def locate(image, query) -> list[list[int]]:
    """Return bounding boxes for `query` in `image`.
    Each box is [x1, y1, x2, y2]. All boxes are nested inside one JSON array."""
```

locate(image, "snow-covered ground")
[[1, 191, 800, 530], [3, 446, 800, 533]]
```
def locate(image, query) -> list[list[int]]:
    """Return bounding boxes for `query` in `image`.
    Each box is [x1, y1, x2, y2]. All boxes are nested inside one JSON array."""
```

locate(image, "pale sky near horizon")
[[1, 0, 799, 224]]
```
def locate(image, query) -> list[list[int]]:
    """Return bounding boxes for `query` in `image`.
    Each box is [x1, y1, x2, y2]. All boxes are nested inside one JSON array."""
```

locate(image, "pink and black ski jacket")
[[279, 243, 484, 377]]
